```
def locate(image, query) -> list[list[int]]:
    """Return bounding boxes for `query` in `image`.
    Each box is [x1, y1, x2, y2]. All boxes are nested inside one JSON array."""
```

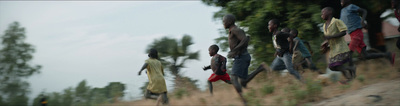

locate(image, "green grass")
[[174, 88, 188, 99], [357, 75, 365, 83], [261, 84, 275, 95], [244, 88, 262, 106]]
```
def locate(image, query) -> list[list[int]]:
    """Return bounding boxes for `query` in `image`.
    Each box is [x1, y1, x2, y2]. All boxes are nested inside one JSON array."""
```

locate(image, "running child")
[[340, 0, 395, 65], [269, 19, 303, 81], [138, 49, 169, 105], [203, 44, 231, 95], [321, 7, 356, 84], [291, 29, 323, 74]]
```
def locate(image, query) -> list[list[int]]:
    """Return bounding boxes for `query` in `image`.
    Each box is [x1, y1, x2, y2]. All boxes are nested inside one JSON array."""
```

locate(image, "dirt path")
[[312, 79, 400, 106]]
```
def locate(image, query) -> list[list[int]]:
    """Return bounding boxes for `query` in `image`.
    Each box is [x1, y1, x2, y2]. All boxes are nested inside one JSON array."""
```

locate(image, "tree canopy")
[[202, 0, 394, 67], [0, 22, 41, 105]]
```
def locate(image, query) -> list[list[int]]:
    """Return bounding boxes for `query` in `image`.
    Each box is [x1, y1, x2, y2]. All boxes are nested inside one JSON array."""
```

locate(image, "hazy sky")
[[0, 1, 227, 101]]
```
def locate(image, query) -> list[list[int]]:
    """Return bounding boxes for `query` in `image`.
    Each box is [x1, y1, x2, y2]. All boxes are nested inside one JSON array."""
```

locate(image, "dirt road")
[[312, 79, 400, 106]]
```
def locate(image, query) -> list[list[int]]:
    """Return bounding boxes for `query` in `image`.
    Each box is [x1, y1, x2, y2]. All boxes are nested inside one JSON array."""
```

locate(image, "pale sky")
[[0, 1, 227, 102]]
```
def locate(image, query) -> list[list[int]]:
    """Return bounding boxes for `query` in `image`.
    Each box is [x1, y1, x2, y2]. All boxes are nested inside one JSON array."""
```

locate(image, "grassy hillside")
[[110, 56, 400, 106]]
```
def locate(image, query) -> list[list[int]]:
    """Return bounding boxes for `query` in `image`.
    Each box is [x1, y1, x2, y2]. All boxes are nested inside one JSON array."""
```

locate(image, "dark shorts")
[[231, 51, 251, 79]]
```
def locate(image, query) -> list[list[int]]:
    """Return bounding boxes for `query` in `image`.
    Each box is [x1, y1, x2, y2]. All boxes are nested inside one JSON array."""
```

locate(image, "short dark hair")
[[323, 7, 334, 14], [223, 14, 236, 23], [148, 48, 159, 59], [291, 29, 298, 35], [209, 44, 219, 52], [281, 27, 290, 32], [270, 19, 280, 27]]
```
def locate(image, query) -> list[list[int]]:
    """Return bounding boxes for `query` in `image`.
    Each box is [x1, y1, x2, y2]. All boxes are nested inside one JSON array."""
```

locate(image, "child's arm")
[[358, 7, 367, 28], [303, 41, 313, 55], [288, 35, 294, 53], [161, 65, 165, 76], [203, 65, 211, 71], [138, 63, 148, 75], [293, 39, 299, 51]]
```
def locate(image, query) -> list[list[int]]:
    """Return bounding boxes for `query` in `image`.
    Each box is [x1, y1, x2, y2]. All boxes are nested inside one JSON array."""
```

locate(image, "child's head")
[[281, 27, 291, 33], [321, 7, 334, 20], [223, 14, 236, 29], [148, 48, 159, 59], [290, 29, 298, 37], [392, 0, 399, 9], [341, 0, 351, 7], [208, 45, 219, 56], [268, 19, 280, 32]]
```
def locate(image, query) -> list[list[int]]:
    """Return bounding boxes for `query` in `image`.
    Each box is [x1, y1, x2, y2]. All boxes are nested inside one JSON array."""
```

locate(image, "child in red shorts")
[[340, 0, 395, 66], [203, 45, 231, 95]]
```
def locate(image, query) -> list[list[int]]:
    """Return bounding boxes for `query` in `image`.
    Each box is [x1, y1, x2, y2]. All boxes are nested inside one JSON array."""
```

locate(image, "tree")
[[0, 21, 41, 105], [31, 81, 127, 106], [32, 91, 46, 106], [146, 35, 200, 89], [61, 87, 74, 106], [202, 0, 324, 67], [104, 82, 125, 103], [202, 0, 393, 69], [47, 92, 62, 106], [89, 88, 108, 105], [75, 80, 91, 106]]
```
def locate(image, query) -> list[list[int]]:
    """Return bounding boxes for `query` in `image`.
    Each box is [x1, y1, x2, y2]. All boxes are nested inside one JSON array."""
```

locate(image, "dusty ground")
[[312, 79, 400, 106]]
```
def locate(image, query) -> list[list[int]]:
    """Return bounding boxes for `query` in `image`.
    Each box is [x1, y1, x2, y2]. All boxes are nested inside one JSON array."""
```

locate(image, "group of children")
[[138, 0, 398, 105]]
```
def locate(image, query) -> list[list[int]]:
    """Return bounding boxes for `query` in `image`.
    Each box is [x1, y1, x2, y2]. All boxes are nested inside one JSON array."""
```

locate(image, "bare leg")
[[349, 51, 355, 66], [208, 81, 213, 95], [361, 47, 391, 61], [224, 80, 232, 84], [156, 95, 162, 106], [231, 75, 247, 105], [330, 65, 353, 81], [241, 63, 268, 88], [347, 52, 356, 78], [145, 90, 159, 100], [161, 92, 169, 105]]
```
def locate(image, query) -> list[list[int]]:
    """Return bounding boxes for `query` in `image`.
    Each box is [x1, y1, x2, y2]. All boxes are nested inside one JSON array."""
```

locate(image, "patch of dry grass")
[[113, 57, 399, 106]]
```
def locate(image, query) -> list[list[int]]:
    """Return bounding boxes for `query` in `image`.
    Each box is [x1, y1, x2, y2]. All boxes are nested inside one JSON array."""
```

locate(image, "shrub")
[[357, 75, 365, 83], [174, 88, 188, 99], [305, 80, 322, 100], [261, 84, 275, 95]]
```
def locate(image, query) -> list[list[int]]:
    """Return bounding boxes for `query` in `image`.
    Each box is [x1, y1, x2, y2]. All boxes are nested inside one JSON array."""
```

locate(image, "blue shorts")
[[231, 51, 251, 79]]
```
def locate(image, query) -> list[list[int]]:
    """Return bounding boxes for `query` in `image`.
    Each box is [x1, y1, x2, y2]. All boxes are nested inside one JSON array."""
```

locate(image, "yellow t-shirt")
[[145, 58, 167, 93], [323, 18, 350, 58]]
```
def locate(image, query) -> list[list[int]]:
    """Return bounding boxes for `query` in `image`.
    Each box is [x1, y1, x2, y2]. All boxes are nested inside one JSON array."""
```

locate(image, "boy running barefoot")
[[203, 45, 232, 96]]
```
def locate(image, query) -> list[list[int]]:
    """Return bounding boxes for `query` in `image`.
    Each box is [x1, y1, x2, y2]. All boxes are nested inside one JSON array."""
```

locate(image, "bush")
[[174, 88, 188, 99], [244, 89, 261, 106], [340, 84, 351, 90], [294, 90, 307, 100], [357, 75, 365, 83], [305, 80, 322, 100], [283, 99, 298, 106], [261, 84, 275, 95]]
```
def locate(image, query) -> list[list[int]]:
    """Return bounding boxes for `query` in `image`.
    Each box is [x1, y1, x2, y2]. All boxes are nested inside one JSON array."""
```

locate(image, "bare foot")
[[261, 62, 270, 72], [339, 79, 352, 85]]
